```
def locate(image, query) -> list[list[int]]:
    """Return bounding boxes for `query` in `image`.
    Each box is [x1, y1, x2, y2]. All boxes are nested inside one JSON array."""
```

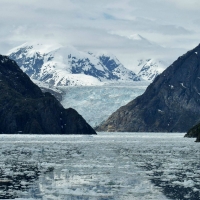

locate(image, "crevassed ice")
[[60, 82, 148, 127]]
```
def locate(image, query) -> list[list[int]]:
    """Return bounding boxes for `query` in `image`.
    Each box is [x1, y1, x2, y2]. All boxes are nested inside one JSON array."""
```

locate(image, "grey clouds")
[[0, 0, 200, 71]]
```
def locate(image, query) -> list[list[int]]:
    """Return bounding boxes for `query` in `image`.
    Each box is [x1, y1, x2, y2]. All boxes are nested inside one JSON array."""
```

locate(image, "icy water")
[[0, 133, 199, 200]]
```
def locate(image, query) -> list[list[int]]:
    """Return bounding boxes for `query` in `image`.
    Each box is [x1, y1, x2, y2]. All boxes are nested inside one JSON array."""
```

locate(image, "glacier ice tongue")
[[60, 82, 148, 127]]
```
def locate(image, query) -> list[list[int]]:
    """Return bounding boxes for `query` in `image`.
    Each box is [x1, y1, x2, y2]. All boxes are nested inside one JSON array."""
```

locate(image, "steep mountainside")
[[137, 59, 167, 81], [96, 44, 200, 138], [8, 43, 140, 86], [0, 55, 96, 134]]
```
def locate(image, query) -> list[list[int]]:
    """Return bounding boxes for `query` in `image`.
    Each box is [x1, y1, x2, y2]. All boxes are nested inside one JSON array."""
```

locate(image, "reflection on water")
[[0, 133, 199, 200]]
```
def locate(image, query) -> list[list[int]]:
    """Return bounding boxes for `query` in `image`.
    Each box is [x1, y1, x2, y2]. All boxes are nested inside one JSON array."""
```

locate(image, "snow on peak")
[[8, 42, 141, 86], [8, 42, 62, 55], [137, 58, 167, 81]]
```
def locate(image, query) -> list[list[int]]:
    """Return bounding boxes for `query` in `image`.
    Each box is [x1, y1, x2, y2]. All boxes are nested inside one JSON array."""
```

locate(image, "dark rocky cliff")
[[185, 123, 200, 142], [0, 55, 96, 134], [96, 44, 200, 138]]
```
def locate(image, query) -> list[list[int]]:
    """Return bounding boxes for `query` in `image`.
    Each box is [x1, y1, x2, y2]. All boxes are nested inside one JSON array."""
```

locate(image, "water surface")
[[0, 133, 199, 200]]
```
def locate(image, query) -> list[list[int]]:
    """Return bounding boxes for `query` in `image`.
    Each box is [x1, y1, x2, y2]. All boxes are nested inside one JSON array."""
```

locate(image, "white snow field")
[[0, 133, 199, 200], [8, 42, 141, 87], [60, 82, 148, 127]]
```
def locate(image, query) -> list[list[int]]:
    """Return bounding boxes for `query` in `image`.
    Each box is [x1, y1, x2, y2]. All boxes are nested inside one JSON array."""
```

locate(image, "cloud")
[[166, 0, 200, 10], [0, 0, 200, 71]]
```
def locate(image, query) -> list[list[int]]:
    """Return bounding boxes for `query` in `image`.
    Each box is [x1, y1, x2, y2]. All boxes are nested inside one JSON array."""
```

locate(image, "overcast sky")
[[0, 0, 200, 71]]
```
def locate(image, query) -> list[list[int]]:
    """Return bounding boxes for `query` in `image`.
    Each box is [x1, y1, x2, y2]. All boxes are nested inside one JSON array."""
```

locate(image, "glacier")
[[60, 82, 149, 127]]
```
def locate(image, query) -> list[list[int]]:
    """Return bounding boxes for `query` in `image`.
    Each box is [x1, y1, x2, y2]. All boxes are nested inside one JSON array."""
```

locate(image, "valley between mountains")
[[4, 42, 200, 142], [0, 41, 199, 200], [1, 1, 200, 199]]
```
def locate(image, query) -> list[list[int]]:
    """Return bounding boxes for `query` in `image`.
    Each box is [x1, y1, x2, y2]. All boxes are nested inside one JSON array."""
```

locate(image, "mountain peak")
[[129, 34, 144, 41], [137, 58, 167, 81], [8, 42, 141, 86], [8, 42, 63, 55]]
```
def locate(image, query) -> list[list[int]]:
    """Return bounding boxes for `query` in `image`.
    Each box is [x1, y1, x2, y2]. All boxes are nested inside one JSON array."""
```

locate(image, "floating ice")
[[0, 133, 199, 200]]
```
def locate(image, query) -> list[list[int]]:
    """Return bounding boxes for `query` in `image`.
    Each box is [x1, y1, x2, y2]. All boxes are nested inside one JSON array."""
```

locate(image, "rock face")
[[8, 42, 140, 86], [0, 55, 96, 134], [197, 133, 200, 142], [185, 123, 200, 142], [96, 44, 200, 134]]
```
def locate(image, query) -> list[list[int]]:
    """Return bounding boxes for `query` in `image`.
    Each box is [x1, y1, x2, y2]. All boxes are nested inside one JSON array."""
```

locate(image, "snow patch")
[[180, 83, 187, 88]]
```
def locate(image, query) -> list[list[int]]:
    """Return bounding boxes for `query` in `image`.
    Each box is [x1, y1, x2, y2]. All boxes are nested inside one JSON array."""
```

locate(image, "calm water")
[[0, 133, 199, 200]]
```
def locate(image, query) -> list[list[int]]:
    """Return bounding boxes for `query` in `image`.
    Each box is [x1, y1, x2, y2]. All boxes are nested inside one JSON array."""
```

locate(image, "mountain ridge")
[[8, 42, 141, 86], [96, 44, 200, 141]]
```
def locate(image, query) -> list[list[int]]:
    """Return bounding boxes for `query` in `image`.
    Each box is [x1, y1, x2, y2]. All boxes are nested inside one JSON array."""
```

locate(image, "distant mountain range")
[[8, 42, 143, 86], [8, 42, 170, 87]]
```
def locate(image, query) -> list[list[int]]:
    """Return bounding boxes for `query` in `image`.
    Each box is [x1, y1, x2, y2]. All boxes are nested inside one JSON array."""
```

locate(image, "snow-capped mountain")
[[137, 59, 167, 81], [8, 42, 141, 86]]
